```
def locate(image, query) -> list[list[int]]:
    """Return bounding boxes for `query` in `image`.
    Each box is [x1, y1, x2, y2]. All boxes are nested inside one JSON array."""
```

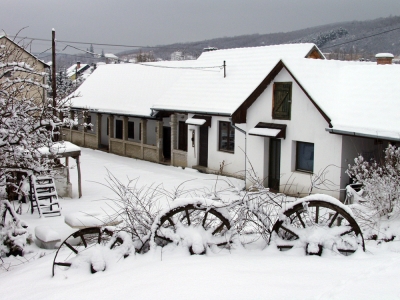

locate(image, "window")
[[296, 142, 314, 173], [139, 123, 142, 140], [106, 118, 109, 136], [219, 121, 235, 152], [86, 115, 92, 131], [128, 121, 134, 139], [272, 82, 292, 120], [115, 120, 123, 139], [178, 121, 188, 151]]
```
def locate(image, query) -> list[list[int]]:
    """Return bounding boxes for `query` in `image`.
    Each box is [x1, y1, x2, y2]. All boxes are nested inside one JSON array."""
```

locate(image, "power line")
[[8, 35, 199, 50], [320, 25, 400, 50]]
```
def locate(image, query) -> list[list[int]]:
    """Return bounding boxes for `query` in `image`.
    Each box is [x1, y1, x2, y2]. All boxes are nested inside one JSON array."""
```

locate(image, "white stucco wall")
[[246, 68, 343, 199], [146, 120, 157, 146], [186, 114, 246, 178]]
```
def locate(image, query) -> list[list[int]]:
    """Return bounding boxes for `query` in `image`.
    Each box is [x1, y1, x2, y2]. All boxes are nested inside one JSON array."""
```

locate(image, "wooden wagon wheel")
[[271, 198, 365, 255], [52, 227, 121, 276], [152, 202, 232, 255]]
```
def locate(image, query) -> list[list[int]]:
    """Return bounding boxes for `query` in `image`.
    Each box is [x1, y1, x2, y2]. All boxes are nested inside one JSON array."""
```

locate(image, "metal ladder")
[[30, 176, 61, 217]]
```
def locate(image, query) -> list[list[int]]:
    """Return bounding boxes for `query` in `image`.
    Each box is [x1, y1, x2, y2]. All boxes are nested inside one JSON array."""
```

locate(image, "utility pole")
[[52, 28, 56, 110]]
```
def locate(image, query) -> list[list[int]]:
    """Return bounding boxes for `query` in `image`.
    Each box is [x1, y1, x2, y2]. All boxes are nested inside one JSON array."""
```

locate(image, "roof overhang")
[[249, 122, 287, 139], [326, 127, 400, 142]]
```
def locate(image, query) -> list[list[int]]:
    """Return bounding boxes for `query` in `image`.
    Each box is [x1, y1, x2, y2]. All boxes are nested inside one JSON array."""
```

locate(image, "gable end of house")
[[232, 59, 332, 128]]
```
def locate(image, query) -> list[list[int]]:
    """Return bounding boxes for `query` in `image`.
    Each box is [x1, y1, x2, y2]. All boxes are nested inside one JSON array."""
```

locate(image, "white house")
[[242, 56, 400, 199]]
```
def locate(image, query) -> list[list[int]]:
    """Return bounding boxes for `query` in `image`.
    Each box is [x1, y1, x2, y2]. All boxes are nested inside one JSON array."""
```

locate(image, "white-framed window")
[[296, 142, 314, 173], [218, 121, 235, 153]]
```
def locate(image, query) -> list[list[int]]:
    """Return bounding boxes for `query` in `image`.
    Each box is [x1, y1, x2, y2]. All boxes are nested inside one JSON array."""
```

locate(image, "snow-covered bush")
[[0, 200, 31, 259], [347, 144, 400, 218]]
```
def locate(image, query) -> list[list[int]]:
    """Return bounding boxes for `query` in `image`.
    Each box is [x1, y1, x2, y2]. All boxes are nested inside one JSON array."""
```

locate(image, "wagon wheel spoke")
[[328, 212, 339, 228], [296, 211, 306, 228], [279, 224, 299, 239], [64, 242, 79, 254], [168, 217, 175, 226], [185, 208, 191, 226], [53, 262, 72, 267], [212, 222, 225, 235], [79, 234, 88, 248], [154, 234, 173, 243], [340, 228, 355, 236], [202, 212, 208, 228]]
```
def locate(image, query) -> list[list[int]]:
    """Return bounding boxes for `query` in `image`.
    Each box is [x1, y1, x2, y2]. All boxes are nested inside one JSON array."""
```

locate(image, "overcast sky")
[[3, 0, 400, 54]]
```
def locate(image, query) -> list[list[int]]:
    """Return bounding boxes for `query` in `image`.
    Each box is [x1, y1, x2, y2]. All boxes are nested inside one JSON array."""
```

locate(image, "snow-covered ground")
[[1, 148, 400, 299]]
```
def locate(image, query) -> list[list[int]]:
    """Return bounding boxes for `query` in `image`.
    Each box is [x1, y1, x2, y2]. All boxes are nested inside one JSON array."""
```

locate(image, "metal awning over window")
[[185, 115, 212, 127], [185, 118, 206, 126], [248, 122, 287, 139]]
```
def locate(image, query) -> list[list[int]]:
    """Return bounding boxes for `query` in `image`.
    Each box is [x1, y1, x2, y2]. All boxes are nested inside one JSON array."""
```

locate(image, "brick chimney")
[[76, 61, 81, 69], [375, 53, 394, 65]]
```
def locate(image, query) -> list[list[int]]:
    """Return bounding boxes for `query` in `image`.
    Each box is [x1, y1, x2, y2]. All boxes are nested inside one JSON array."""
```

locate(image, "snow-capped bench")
[[64, 211, 122, 229], [35, 226, 61, 249]]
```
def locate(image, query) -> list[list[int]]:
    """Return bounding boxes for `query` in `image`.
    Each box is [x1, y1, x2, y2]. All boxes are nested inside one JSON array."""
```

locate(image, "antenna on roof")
[[223, 61, 226, 78]]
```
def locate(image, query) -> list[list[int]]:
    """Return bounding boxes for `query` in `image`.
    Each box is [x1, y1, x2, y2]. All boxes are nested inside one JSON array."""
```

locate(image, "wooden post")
[[52, 29, 56, 108], [66, 157, 70, 184], [76, 156, 82, 198]]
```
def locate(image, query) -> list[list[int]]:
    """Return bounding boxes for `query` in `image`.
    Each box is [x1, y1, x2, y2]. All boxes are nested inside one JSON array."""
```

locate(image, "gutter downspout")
[[230, 118, 247, 189]]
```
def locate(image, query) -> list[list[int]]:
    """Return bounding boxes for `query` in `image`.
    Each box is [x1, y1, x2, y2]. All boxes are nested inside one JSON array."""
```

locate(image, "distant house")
[[0, 35, 49, 105], [104, 53, 119, 64], [63, 43, 400, 200], [171, 51, 195, 61], [66, 62, 92, 80]]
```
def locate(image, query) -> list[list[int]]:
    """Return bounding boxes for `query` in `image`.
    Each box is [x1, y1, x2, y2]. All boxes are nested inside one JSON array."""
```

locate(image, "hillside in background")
[[119, 15, 400, 61], [43, 15, 400, 69]]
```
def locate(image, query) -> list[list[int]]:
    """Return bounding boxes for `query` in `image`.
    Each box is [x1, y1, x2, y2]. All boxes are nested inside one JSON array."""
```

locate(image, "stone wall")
[[110, 139, 124, 156], [63, 129, 98, 149], [172, 150, 187, 168], [144, 145, 158, 163], [126, 142, 142, 159]]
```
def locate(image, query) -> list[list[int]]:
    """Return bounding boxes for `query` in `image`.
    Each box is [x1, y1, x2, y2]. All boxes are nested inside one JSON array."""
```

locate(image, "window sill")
[[218, 149, 234, 154], [272, 116, 291, 120], [294, 169, 313, 174]]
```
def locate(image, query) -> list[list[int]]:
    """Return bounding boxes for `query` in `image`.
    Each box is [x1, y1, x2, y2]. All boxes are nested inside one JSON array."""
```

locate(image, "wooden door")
[[199, 126, 208, 167], [268, 138, 281, 191], [178, 121, 188, 151], [163, 127, 171, 160]]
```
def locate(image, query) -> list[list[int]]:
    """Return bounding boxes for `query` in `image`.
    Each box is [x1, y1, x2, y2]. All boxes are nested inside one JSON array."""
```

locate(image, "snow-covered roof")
[[375, 53, 394, 58], [0, 35, 50, 68], [282, 58, 400, 140], [105, 53, 118, 59], [70, 61, 191, 117], [66, 63, 90, 77], [152, 43, 322, 115]]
